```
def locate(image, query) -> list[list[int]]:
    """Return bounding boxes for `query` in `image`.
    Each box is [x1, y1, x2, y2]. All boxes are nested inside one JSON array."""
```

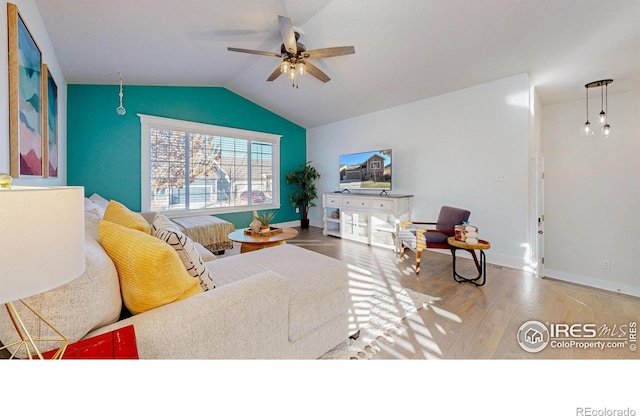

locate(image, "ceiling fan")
[[227, 15, 355, 87]]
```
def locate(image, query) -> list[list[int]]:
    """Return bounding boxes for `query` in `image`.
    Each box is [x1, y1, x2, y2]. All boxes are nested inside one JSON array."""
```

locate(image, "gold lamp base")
[[1, 301, 69, 359]]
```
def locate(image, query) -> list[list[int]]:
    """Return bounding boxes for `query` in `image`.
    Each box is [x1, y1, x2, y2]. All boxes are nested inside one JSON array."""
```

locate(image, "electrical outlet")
[[295, 207, 299, 213], [602, 260, 611, 269]]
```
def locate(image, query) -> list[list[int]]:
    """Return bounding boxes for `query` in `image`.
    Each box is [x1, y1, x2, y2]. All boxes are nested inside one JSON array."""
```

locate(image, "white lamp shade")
[[0, 186, 85, 304]]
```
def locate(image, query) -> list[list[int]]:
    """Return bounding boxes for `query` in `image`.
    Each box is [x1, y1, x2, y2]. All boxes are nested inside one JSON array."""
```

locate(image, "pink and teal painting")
[[47, 71, 58, 177], [17, 14, 42, 176]]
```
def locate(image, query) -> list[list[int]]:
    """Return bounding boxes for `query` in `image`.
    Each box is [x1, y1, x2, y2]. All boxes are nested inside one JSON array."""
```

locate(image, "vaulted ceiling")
[[34, 0, 640, 128]]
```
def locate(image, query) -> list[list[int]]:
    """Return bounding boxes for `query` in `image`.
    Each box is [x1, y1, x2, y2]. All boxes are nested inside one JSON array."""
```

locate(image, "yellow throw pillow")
[[98, 220, 203, 315], [103, 200, 151, 234]]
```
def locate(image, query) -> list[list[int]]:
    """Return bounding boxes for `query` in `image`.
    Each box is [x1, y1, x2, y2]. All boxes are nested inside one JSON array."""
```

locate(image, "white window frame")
[[139, 114, 281, 217]]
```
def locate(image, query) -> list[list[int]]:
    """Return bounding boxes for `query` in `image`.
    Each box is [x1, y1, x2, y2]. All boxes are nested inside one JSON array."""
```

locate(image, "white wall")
[[542, 90, 640, 297], [0, 0, 67, 186], [308, 74, 533, 269]]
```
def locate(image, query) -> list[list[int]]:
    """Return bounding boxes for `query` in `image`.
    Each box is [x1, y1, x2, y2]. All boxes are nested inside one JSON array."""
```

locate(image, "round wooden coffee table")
[[228, 228, 299, 253], [447, 237, 491, 286]]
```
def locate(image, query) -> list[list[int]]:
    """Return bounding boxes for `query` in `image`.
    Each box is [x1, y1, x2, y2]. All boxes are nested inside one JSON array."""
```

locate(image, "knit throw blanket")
[[171, 216, 235, 252]]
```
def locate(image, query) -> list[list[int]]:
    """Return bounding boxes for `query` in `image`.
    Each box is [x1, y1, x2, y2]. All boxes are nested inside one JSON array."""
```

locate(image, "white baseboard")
[[544, 269, 640, 298], [275, 220, 306, 228], [309, 219, 323, 228]]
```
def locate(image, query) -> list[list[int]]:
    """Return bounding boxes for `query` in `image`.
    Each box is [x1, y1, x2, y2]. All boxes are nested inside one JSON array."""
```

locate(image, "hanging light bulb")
[[581, 85, 593, 136], [280, 60, 290, 74], [598, 111, 607, 124], [297, 62, 306, 75], [598, 84, 607, 125], [602, 82, 611, 136]]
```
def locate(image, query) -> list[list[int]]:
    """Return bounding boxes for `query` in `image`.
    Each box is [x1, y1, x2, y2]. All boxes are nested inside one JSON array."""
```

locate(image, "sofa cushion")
[[205, 244, 350, 342], [103, 200, 151, 234], [98, 220, 203, 315], [0, 235, 122, 358], [151, 213, 216, 291]]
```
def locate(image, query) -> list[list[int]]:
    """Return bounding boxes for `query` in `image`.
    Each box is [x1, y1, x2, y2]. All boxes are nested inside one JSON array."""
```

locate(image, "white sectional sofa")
[[0, 201, 372, 359]]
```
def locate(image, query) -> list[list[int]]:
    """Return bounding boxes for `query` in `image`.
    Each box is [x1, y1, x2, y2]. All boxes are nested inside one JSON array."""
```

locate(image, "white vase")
[[250, 211, 261, 234]]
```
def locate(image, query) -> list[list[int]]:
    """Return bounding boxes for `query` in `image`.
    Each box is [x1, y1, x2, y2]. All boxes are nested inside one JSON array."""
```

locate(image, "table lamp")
[[0, 175, 85, 359]]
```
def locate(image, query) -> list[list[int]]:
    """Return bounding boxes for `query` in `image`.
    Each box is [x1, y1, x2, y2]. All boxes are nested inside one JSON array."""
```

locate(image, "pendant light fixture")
[[582, 79, 612, 137], [116, 72, 126, 116]]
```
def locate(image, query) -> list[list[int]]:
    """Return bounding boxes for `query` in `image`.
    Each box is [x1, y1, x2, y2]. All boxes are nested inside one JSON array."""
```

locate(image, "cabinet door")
[[341, 211, 369, 240]]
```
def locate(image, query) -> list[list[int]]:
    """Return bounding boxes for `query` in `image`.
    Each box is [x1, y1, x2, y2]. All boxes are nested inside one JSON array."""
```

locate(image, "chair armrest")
[[85, 271, 290, 359], [400, 221, 437, 230]]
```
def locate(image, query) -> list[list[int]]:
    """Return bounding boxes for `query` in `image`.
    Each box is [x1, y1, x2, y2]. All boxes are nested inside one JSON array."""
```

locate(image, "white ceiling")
[[34, 0, 640, 128]]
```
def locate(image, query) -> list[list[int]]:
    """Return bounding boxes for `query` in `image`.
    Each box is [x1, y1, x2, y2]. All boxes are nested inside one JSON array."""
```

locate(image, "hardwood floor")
[[283, 226, 640, 359]]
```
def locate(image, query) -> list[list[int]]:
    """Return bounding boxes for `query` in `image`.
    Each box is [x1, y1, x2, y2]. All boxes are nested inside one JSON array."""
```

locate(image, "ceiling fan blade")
[[278, 15, 297, 55], [304, 61, 331, 83], [266, 66, 282, 82], [227, 47, 281, 58], [304, 46, 355, 59]]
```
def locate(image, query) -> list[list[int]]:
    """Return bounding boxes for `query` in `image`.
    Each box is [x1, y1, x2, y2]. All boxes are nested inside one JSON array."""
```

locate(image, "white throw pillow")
[[84, 207, 102, 242], [88, 193, 109, 217], [151, 213, 215, 291]]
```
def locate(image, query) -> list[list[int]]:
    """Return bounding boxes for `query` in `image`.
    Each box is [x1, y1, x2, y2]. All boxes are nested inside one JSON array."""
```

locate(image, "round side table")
[[447, 237, 491, 286], [228, 228, 298, 253]]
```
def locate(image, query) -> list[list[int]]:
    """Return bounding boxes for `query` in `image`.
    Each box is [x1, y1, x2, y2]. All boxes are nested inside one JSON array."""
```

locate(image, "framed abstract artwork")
[[7, 3, 43, 178], [42, 64, 59, 178]]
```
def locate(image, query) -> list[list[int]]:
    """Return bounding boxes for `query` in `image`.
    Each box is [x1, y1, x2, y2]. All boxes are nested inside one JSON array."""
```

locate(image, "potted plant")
[[256, 210, 276, 230], [285, 162, 321, 229]]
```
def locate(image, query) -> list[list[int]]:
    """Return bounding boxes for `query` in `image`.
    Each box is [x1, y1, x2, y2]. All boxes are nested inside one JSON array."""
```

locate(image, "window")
[[139, 114, 280, 216]]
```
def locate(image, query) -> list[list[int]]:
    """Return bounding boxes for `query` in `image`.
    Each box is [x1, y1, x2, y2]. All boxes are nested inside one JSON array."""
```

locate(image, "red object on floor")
[[39, 325, 139, 359]]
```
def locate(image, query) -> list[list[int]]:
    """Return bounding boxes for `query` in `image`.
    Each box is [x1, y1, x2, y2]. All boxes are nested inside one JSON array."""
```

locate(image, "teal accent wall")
[[67, 85, 306, 228]]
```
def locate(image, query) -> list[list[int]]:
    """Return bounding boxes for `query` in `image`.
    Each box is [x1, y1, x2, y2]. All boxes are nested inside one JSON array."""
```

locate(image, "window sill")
[[157, 203, 281, 219]]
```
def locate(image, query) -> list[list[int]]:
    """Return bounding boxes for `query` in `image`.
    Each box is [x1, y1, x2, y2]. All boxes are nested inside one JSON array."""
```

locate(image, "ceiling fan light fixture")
[[227, 15, 354, 88], [297, 62, 306, 75]]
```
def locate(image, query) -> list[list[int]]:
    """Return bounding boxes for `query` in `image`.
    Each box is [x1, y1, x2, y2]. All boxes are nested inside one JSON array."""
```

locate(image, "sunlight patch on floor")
[[430, 304, 462, 323]]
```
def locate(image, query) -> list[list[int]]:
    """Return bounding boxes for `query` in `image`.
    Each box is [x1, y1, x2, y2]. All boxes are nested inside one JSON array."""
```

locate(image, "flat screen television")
[[339, 149, 392, 191]]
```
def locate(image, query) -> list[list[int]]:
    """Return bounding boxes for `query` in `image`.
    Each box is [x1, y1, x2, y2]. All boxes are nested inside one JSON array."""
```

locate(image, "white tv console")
[[322, 192, 413, 251]]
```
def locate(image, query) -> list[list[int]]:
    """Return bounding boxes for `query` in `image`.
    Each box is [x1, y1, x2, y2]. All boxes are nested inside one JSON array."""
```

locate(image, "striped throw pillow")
[[152, 213, 216, 291]]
